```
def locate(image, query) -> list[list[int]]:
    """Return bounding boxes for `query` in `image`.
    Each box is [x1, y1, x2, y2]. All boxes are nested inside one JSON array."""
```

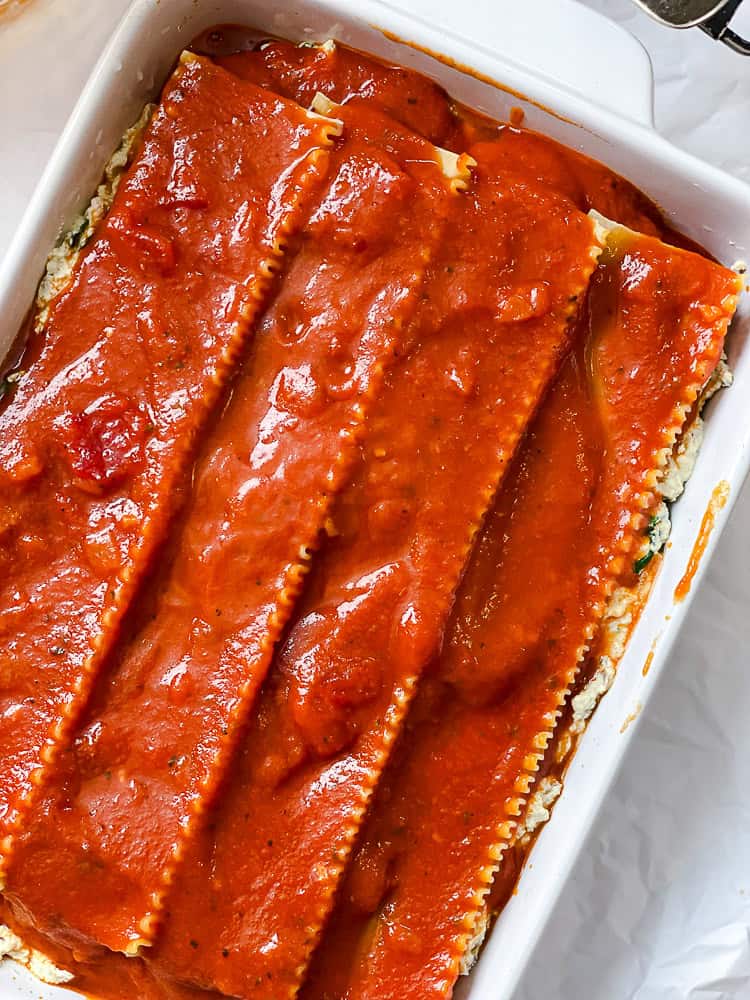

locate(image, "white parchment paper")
[[0, 2, 749, 998]]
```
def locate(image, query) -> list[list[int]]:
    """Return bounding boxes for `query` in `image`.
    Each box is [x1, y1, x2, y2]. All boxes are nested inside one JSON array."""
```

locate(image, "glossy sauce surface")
[[148, 149, 598, 998], [207, 38, 681, 243], [301, 226, 738, 1000], [4, 98, 455, 955], [302, 345, 600, 1000], [0, 30, 741, 1000], [0, 53, 332, 845]]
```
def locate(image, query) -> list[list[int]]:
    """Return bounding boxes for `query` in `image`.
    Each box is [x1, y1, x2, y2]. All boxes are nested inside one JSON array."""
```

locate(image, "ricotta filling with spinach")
[[35, 102, 155, 331], [570, 355, 732, 733]]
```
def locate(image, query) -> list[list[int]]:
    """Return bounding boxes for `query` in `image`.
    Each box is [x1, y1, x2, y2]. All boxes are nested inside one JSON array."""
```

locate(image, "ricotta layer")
[[0, 924, 73, 986], [35, 103, 155, 330], [570, 358, 731, 733]]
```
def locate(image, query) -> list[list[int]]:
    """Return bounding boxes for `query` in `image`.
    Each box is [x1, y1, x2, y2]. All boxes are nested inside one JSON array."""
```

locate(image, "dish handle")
[[373, 0, 655, 128]]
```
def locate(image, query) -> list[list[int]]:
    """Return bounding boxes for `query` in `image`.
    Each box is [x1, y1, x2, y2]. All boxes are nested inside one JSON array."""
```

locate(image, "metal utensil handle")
[[700, 0, 750, 52]]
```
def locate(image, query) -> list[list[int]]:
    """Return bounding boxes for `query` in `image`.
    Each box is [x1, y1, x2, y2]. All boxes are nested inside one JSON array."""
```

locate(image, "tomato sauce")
[[3, 99, 459, 956], [146, 153, 599, 998], [0, 53, 334, 862], [210, 38, 463, 148], [0, 29, 742, 1000], [300, 225, 738, 1000], [301, 345, 601, 1000], [204, 35, 696, 246], [674, 479, 730, 601]]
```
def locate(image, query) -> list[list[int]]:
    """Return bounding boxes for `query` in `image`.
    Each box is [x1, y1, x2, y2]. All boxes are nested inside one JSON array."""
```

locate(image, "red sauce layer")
[[3, 98, 456, 955], [302, 342, 599, 1000], [0, 53, 333, 848], [301, 225, 738, 1000], [0, 29, 741, 1000], [147, 152, 598, 998], [206, 37, 682, 243]]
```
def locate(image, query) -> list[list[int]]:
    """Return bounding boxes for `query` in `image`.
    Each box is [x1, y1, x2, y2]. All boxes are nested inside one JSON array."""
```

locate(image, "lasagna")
[[0, 30, 742, 1000]]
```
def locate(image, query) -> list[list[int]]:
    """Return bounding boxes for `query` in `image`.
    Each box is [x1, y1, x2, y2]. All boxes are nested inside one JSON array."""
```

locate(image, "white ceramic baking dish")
[[0, 1, 748, 998]]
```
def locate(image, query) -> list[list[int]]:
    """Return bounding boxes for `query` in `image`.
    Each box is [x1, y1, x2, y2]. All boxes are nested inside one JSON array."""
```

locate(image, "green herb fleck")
[[67, 216, 89, 250], [634, 550, 655, 575]]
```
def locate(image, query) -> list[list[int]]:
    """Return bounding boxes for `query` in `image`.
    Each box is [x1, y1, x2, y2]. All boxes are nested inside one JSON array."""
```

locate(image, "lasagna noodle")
[[301, 223, 741, 1000], [3, 102, 466, 956], [214, 38, 682, 244], [0, 53, 338, 869], [301, 345, 599, 1000], [145, 152, 602, 999], [214, 38, 463, 147]]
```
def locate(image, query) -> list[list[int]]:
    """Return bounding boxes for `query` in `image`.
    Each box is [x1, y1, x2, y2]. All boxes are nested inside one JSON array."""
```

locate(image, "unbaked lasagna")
[[0, 30, 742, 1000]]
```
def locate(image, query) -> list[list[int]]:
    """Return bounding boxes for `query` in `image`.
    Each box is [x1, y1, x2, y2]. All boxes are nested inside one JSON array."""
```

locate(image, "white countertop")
[[1, 1, 749, 997]]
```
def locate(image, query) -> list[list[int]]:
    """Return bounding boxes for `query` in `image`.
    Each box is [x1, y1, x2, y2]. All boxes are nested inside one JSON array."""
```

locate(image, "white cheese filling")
[[459, 909, 490, 977], [571, 356, 731, 732], [514, 776, 563, 844], [0, 924, 73, 986]]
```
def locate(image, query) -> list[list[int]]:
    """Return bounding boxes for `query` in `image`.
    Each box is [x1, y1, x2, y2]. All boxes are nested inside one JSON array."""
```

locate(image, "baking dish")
[[0, 1, 748, 998]]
